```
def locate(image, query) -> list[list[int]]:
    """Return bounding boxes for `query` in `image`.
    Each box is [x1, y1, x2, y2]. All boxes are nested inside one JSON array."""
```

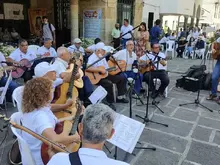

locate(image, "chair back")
[[10, 112, 35, 165], [28, 45, 40, 54], [166, 41, 175, 50], [12, 86, 24, 112], [0, 71, 12, 104]]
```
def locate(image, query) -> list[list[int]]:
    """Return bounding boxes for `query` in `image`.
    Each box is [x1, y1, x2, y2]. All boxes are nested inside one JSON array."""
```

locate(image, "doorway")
[[148, 12, 154, 31], [117, 0, 134, 26]]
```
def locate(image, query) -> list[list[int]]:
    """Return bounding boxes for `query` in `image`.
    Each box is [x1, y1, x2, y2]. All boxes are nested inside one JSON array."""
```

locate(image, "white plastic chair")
[[10, 112, 35, 165], [28, 45, 40, 54], [165, 41, 175, 59], [0, 71, 12, 110], [12, 86, 24, 112], [206, 43, 212, 60]]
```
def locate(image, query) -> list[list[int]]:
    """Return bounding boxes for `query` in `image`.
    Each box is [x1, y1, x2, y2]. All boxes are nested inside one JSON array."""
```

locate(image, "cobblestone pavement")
[[1, 58, 220, 165]]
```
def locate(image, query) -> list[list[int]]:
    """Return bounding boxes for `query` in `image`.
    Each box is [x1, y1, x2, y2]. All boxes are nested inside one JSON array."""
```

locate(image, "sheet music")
[[89, 86, 107, 104], [107, 113, 145, 153]]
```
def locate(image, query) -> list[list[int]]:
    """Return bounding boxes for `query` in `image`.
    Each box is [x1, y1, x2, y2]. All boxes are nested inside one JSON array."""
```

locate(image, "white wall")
[[142, 0, 160, 25], [160, 0, 195, 16]]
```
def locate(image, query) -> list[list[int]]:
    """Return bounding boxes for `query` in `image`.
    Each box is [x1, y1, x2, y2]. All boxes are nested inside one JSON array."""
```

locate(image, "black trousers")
[[113, 37, 121, 49], [97, 74, 126, 103], [143, 70, 170, 94], [176, 47, 185, 57]]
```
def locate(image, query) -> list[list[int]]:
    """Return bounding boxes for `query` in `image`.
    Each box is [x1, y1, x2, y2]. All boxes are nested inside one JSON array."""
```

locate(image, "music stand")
[[136, 53, 168, 127]]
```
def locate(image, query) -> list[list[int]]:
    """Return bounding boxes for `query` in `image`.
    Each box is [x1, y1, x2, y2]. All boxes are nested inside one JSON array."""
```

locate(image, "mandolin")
[[85, 66, 116, 85], [108, 60, 126, 75]]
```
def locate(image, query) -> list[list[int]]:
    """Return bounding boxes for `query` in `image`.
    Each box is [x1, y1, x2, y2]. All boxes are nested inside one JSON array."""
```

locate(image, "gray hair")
[[82, 103, 115, 144], [57, 47, 68, 57], [126, 40, 134, 46]]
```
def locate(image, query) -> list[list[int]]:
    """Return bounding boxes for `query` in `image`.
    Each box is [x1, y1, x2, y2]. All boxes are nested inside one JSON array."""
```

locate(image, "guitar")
[[41, 99, 83, 164], [108, 60, 126, 75], [85, 66, 116, 85], [5, 56, 54, 79]]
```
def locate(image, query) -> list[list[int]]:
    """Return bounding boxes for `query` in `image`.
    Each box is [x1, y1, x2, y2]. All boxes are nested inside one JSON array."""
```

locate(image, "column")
[[191, 17, 195, 27], [70, 0, 79, 40], [184, 16, 188, 29]]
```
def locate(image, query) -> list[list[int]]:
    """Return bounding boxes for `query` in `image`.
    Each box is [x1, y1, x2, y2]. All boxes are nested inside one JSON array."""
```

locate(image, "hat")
[[95, 42, 108, 51], [74, 38, 82, 43], [34, 62, 57, 78]]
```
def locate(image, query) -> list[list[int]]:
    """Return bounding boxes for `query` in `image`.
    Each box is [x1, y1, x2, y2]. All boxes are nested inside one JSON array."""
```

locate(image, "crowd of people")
[[0, 16, 219, 165]]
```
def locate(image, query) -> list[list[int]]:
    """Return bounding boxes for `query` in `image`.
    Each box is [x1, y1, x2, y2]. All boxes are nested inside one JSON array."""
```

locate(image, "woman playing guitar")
[[20, 77, 80, 165]]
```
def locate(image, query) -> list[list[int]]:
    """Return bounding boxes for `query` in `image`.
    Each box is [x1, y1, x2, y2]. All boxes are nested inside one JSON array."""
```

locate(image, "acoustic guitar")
[[85, 66, 116, 85], [108, 60, 126, 75]]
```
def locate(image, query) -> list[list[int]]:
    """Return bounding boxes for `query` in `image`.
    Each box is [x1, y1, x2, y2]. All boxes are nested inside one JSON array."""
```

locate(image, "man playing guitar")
[[86, 42, 128, 111], [7, 39, 37, 82], [139, 43, 170, 99]]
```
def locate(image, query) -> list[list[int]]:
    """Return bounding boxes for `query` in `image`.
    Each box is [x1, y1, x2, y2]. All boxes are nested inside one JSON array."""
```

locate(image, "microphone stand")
[[136, 53, 168, 127]]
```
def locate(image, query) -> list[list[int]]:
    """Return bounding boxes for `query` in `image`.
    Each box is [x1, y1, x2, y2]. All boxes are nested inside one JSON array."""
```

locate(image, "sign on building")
[[83, 9, 102, 38]]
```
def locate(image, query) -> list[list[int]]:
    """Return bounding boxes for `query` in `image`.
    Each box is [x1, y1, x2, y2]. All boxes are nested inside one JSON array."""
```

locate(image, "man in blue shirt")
[[150, 19, 161, 43]]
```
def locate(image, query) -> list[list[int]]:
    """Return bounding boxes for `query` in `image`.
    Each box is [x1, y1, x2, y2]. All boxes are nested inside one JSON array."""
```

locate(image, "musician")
[[207, 36, 220, 103], [140, 43, 170, 98], [68, 38, 85, 56], [0, 52, 19, 102], [86, 42, 128, 110], [7, 39, 37, 82], [53, 47, 94, 106], [21, 77, 80, 165], [112, 40, 143, 94], [37, 38, 57, 57], [85, 38, 102, 54], [47, 103, 129, 165]]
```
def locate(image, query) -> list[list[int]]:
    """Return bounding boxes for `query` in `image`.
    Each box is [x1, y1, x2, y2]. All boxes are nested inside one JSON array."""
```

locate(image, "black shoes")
[[116, 98, 129, 103]]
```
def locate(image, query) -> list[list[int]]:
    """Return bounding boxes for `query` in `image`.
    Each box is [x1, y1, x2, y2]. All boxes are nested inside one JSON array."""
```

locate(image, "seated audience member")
[[176, 37, 188, 58], [85, 38, 101, 54], [140, 43, 170, 98], [53, 47, 94, 106], [11, 28, 20, 41], [159, 33, 169, 50], [19, 77, 80, 165], [86, 42, 128, 110], [0, 52, 19, 102], [169, 32, 176, 40], [195, 35, 206, 59], [68, 38, 85, 56], [7, 39, 37, 82], [37, 38, 57, 57], [47, 103, 129, 165], [112, 40, 143, 94], [185, 37, 195, 58]]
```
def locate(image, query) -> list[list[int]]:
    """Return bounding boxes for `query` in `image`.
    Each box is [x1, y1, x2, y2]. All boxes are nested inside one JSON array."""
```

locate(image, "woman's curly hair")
[[22, 77, 53, 113]]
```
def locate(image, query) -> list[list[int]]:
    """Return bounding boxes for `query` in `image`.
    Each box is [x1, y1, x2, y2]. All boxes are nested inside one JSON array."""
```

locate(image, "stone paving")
[[0, 58, 220, 165]]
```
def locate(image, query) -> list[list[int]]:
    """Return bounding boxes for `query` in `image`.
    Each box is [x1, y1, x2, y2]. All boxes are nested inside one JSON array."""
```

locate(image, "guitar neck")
[[10, 121, 69, 153], [67, 64, 78, 98]]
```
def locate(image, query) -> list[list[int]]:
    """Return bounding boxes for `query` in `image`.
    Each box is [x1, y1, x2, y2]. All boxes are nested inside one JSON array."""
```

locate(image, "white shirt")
[[113, 49, 137, 71], [9, 48, 37, 62], [140, 52, 167, 70], [37, 46, 57, 57], [21, 106, 58, 165], [121, 25, 133, 39], [87, 44, 96, 52], [159, 37, 168, 44], [47, 148, 129, 165], [0, 52, 6, 67], [87, 53, 109, 69], [53, 58, 69, 76], [193, 31, 200, 39], [68, 45, 85, 56]]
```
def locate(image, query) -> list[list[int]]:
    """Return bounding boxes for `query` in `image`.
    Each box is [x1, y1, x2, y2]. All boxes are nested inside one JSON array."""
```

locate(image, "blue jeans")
[[212, 60, 220, 95], [0, 76, 19, 102], [122, 38, 131, 49], [124, 71, 143, 94]]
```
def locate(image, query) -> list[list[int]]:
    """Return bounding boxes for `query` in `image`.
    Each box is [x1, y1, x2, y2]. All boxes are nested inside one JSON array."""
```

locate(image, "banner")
[[28, 8, 47, 36], [3, 3, 24, 20], [83, 9, 102, 38]]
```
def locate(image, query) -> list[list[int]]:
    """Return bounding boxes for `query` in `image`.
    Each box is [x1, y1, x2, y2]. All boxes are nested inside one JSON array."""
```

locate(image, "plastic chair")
[[12, 86, 24, 112], [28, 45, 40, 54], [0, 71, 12, 111], [165, 41, 175, 59], [10, 112, 36, 165]]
